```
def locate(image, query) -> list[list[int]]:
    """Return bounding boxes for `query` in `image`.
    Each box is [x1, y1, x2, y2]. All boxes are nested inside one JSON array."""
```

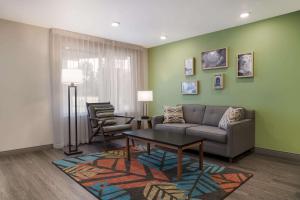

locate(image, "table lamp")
[[61, 69, 83, 155], [137, 91, 153, 119]]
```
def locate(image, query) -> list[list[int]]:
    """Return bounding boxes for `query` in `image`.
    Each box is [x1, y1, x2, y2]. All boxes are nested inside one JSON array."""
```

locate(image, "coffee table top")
[[123, 129, 204, 148]]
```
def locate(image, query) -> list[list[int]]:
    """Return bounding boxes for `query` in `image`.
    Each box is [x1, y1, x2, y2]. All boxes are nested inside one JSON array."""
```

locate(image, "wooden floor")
[[0, 141, 299, 200]]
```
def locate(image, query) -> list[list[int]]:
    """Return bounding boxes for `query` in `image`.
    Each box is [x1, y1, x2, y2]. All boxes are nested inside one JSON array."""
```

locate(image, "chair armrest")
[[152, 115, 164, 128], [226, 119, 255, 158], [89, 117, 106, 126], [114, 115, 134, 119], [89, 117, 101, 121], [114, 115, 134, 124]]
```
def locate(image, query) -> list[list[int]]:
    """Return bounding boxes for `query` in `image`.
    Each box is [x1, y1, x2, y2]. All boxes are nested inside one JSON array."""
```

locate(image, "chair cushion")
[[87, 103, 115, 128], [95, 105, 115, 120], [186, 125, 227, 143], [182, 104, 206, 124], [155, 123, 199, 135], [103, 124, 132, 132], [96, 112, 114, 118], [163, 105, 185, 123], [202, 106, 228, 127], [98, 119, 117, 126]]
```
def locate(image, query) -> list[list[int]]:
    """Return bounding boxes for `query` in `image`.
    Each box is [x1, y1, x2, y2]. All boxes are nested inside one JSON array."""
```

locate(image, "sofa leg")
[[229, 158, 233, 163]]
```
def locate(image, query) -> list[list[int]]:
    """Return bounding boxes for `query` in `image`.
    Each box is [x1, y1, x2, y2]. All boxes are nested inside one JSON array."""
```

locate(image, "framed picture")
[[237, 52, 254, 78], [201, 48, 228, 70], [181, 81, 199, 95], [214, 73, 224, 90], [184, 58, 195, 76]]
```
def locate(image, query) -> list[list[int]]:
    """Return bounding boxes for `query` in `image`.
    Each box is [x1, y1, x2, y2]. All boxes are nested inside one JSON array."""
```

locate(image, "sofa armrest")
[[152, 115, 164, 128], [226, 119, 255, 158]]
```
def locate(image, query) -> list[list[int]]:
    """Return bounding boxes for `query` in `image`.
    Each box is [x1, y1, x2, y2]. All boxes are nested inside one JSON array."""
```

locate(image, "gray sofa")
[[152, 104, 255, 161]]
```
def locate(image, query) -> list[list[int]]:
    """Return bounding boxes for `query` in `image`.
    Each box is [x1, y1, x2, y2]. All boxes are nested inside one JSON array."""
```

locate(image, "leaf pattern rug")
[[53, 146, 252, 200]]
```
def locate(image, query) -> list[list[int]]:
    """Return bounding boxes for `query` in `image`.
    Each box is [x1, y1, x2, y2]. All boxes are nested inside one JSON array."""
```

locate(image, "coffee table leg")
[[126, 137, 130, 161], [177, 148, 183, 180], [199, 142, 203, 170], [147, 143, 150, 155]]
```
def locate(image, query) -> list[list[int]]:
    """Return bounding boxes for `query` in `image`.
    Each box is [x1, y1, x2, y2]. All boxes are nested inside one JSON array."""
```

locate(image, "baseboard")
[[255, 147, 300, 161], [0, 144, 53, 156]]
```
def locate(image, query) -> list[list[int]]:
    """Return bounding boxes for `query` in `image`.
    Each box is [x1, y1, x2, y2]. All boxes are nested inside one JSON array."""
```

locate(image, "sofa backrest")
[[202, 105, 229, 127], [182, 104, 206, 124], [179, 104, 255, 126], [245, 109, 255, 120]]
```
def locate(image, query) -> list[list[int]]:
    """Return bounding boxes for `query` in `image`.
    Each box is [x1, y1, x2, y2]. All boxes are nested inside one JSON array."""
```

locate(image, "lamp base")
[[64, 146, 82, 156], [141, 115, 150, 119]]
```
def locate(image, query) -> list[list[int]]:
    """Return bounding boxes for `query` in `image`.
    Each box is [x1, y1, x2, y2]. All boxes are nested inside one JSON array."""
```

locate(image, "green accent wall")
[[148, 11, 300, 154]]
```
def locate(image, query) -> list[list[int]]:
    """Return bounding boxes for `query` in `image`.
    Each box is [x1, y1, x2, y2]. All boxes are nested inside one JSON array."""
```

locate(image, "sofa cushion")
[[155, 123, 199, 135], [182, 104, 206, 124], [186, 125, 227, 143], [202, 106, 228, 127]]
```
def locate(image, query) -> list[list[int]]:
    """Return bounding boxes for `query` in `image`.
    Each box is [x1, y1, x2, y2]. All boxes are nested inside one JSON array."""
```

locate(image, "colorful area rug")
[[53, 146, 252, 200]]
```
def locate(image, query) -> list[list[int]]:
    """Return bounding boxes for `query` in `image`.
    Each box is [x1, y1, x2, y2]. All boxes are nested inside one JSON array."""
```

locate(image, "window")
[[62, 56, 133, 115]]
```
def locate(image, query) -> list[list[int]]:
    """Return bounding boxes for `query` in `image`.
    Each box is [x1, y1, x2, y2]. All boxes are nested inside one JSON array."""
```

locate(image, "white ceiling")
[[0, 0, 300, 47]]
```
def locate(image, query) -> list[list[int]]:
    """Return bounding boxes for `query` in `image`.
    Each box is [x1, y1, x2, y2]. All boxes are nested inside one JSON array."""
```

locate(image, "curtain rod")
[[50, 28, 146, 51]]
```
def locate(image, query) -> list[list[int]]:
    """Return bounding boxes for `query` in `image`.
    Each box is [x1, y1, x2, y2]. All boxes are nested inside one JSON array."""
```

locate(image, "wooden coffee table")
[[123, 129, 205, 180]]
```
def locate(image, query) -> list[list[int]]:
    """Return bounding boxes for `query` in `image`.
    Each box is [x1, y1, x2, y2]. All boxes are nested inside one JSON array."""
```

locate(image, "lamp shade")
[[137, 91, 153, 102], [61, 69, 83, 85]]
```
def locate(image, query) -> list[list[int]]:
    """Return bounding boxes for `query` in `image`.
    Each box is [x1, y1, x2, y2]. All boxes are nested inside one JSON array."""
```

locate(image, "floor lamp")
[[137, 91, 153, 119], [62, 69, 83, 155]]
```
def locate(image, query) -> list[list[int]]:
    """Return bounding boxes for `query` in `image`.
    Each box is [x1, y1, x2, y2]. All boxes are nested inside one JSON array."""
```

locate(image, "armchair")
[[86, 102, 134, 146]]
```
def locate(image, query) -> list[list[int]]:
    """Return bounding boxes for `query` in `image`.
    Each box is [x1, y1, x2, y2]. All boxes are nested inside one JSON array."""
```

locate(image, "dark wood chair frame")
[[86, 102, 135, 146]]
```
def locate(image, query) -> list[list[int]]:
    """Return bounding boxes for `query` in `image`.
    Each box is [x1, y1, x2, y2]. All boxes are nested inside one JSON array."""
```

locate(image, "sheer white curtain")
[[50, 29, 147, 148]]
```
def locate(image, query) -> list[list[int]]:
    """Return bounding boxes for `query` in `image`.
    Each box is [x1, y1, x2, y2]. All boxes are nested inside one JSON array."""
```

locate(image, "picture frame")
[[213, 73, 224, 90], [184, 58, 195, 76], [237, 52, 254, 78], [181, 80, 199, 95], [201, 48, 228, 70]]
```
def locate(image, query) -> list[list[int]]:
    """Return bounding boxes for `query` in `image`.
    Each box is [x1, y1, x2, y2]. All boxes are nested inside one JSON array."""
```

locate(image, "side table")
[[136, 117, 152, 129]]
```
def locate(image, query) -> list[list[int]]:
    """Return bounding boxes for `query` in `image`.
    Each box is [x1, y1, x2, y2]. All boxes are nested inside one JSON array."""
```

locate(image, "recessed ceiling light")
[[240, 12, 250, 19], [160, 35, 167, 40], [111, 22, 120, 27]]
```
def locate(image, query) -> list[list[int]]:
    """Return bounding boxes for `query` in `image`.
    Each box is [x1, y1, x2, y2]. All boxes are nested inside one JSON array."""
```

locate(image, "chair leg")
[[89, 137, 95, 144], [131, 139, 135, 147], [102, 136, 108, 151], [88, 135, 94, 144]]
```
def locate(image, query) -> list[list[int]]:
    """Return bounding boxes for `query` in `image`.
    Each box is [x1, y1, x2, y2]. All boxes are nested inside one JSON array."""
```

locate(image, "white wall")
[[0, 19, 53, 152]]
